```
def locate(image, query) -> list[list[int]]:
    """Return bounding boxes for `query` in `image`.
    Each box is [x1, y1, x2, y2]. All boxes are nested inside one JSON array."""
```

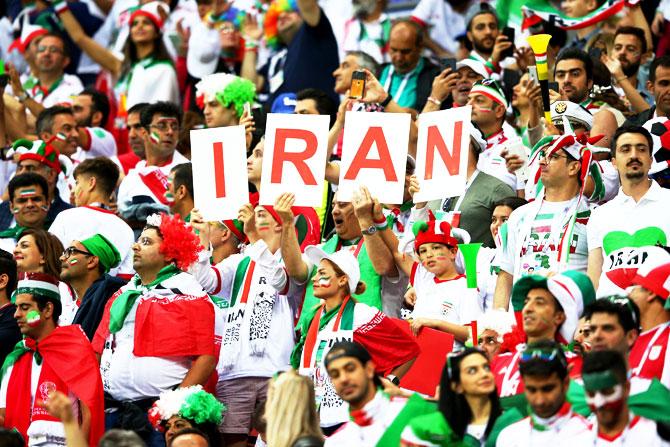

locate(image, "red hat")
[[8, 24, 48, 53], [222, 219, 247, 243], [632, 260, 670, 304], [413, 214, 458, 251], [261, 205, 283, 225], [12, 139, 61, 173], [129, 1, 168, 31]]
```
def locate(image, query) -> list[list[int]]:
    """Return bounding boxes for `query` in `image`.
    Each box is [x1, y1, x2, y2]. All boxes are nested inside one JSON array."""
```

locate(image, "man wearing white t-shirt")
[[49, 158, 134, 277], [494, 133, 591, 310], [587, 126, 670, 298], [117, 102, 188, 225], [12, 33, 83, 118]]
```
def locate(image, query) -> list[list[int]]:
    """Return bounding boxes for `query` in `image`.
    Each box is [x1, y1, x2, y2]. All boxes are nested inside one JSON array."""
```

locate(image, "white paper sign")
[[259, 113, 329, 207], [414, 106, 471, 202], [338, 111, 411, 203], [190, 125, 249, 221]]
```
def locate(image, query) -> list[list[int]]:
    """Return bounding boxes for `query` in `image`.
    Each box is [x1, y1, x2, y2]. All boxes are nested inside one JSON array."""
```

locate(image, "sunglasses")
[[519, 347, 567, 368]]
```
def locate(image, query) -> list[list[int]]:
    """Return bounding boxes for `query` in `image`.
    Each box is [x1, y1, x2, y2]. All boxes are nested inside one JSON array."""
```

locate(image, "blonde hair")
[[264, 371, 323, 447]]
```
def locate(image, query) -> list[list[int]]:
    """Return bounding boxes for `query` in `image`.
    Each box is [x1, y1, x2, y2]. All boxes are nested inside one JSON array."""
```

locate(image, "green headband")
[[583, 370, 621, 392], [80, 234, 121, 273]]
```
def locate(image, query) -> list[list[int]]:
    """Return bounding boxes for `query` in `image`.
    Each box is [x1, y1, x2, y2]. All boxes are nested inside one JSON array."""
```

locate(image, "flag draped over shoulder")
[[521, 0, 639, 31]]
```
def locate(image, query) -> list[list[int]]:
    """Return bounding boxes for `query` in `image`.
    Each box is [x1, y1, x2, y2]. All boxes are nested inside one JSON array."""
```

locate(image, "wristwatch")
[[361, 225, 377, 236], [386, 374, 400, 386]]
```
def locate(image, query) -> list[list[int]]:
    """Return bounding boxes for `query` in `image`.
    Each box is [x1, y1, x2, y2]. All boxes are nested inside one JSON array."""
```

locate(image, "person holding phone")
[[464, 4, 512, 75]]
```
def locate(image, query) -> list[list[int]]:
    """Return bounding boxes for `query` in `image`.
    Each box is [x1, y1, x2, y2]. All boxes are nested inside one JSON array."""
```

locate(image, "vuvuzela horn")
[[527, 33, 553, 123]]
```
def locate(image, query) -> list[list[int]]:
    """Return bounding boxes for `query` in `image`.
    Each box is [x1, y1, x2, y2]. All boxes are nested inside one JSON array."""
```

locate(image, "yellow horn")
[[526, 34, 553, 123]]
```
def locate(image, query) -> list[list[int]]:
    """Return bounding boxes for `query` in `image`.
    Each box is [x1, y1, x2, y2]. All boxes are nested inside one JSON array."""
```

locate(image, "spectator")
[[8, 33, 83, 117], [291, 245, 418, 429], [464, 2, 510, 76], [332, 51, 379, 98], [195, 72, 255, 128], [92, 214, 216, 447], [69, 89, 117, 164], [626, 56, 670, 125], [587, 126, 670, 297], [242, 0, 339, 105], [607, 26, 654, 110], [0, 249, 19, 366], [114, 102, 150, 175], [264, 370, 323, 447], [401, 348, 502, 446], [48, 157, 135, 276], [147, 385, 223, 446], [170, 428, 211, 447], [0, 272, 105, 445], [410, 0, 467, 58], [166, 163, 194, 221], [340, 0, 390, 64], [377, 20, 440, 112], [475, 309, 516, 360], [492, 270, 594, 397], [64, 234, 126, 340], [583, 295, 640, 356], [496, 341, 591, 445], [0, 173, 50, 252], [117, 101, 189, 225]]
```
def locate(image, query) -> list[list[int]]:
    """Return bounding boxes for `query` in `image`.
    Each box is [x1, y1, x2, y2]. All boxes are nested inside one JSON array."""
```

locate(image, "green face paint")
[[583, 370, 621, 392], [26, 310, 41, 327], [150, 132, 160, 144], [12, 208, 19, 214], [56, 132, 67, 141], [69, 258, 78, 265]]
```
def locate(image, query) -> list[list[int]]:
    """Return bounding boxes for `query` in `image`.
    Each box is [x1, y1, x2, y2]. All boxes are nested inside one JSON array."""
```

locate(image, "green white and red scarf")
[[521, 0, 639, 31]]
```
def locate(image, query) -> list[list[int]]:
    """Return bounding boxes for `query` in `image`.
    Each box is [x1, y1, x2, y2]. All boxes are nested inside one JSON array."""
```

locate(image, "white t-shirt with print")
[[409, 262, 482, 325], [499, 197, 590, 282], [587, 181, 670, 297]]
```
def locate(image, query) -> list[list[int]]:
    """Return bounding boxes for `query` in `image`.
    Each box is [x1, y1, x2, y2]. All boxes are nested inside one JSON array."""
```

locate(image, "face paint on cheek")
[[436, 256, 448, 261], [585, 385, 624, 411], [478, 107, 493, 113], [40, 205, 49, 213], [150, 131, 161, 144], [26, 310, 41, 327], [257, 223, 271, 231], [11, 208, 19, 214], [316, 277, 331, 288], [164, 191, 175, 205], [69, 258, 78, 265]]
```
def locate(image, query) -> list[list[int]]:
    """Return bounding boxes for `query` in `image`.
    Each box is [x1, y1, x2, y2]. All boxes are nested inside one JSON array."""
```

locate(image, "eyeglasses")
[[62, 247, 92, 259], [37, 45, 64, 54], [150, 122, 180, 133], [538, 150, 570, 163]]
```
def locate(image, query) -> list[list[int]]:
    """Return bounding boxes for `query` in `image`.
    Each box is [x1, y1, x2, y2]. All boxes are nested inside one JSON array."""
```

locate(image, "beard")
[[621, 61, 641, 78], [473, 37, 494, 55]]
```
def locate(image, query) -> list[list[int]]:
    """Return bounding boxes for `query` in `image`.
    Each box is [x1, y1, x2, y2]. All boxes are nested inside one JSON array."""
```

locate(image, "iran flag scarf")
[[219, 256, 277, 371], [0, 325, 105, 446], [294, 297, 420, 376], [101, 265, 216, 357], [521, 0, 639, 31]]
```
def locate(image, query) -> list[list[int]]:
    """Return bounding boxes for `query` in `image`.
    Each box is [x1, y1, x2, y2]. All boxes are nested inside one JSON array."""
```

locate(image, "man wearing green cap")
[[60, 234, 126, 339], [491, 270, 594, 397], [582, 350, 670, 445]]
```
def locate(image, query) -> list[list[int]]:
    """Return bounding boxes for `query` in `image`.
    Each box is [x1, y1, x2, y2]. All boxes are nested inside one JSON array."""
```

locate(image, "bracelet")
[[53, 0, 69, 14], [373, 215, 388, 230], [427, 96, 442, 106], [244, 38, 259, 47], [244, 47, 258, 53], [380, 93, 392, 107]]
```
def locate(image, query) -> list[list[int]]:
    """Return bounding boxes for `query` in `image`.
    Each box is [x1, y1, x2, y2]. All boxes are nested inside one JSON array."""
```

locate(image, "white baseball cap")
[[305, 246, 361, 294], [456, 59, 489, 79]]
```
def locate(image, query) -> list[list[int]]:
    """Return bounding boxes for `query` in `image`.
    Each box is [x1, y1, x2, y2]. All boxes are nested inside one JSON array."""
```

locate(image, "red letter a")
[[344, 126, 397, 181]]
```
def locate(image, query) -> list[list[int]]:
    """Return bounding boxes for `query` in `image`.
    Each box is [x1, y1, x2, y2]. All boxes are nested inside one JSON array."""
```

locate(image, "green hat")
[[80, 234, 121, 273], [511, 270, 595, 343]]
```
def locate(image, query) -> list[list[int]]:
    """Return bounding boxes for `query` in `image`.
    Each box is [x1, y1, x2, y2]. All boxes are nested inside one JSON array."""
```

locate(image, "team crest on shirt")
[[441, 301, 454, 317], [555, 102, 567, 114], [39, 382, 57, 401]]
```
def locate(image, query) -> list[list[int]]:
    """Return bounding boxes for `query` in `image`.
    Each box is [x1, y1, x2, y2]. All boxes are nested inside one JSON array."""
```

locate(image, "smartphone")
[[548, 81, 559, 92], [441, 57, 457, 72], [501, 27, 515, 60], [243, 102, 252, 116], [528, 66, 539, 85], [349, 70, 366, 99]]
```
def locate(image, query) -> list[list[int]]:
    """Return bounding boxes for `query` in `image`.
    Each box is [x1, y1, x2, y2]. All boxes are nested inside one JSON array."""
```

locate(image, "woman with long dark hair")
[[401, 348, 502, 446], [56, 1, 179, 123]]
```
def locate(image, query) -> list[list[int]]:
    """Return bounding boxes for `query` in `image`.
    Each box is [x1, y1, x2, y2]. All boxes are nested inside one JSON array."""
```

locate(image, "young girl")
[[390, 216, 482, 345], [401, 348, 502, 446]]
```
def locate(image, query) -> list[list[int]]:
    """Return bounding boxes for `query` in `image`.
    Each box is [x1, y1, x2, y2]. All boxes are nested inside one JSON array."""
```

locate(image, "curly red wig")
[[155, 213, 201, 271]]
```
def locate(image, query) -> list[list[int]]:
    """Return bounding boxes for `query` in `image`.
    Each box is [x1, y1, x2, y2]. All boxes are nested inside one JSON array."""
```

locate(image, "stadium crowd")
[[0, 0, 670, 446]]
